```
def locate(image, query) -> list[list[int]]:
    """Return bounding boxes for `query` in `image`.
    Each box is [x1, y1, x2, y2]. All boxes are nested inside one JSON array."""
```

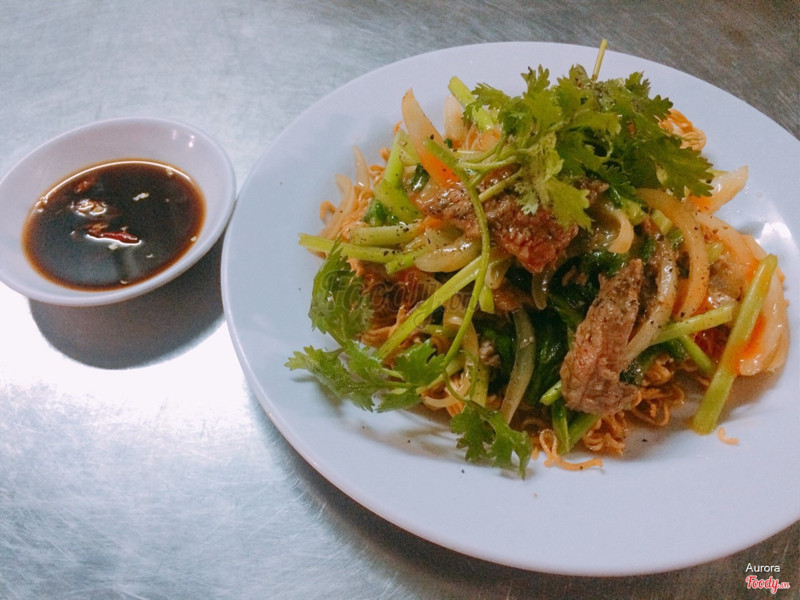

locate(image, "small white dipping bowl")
[[0, 117, 236, 306]]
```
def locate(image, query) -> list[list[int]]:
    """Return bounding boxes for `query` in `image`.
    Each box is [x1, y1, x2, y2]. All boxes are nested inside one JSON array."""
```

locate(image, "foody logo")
[[745, 564, 792, 594]]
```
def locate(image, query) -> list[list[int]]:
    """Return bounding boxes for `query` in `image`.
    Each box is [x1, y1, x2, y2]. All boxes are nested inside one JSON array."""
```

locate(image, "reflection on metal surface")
[[0, 0, 798, 597]]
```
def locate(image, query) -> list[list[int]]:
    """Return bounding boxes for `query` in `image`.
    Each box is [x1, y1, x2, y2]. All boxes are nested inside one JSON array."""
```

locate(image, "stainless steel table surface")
[[1, 1, 797, 598]]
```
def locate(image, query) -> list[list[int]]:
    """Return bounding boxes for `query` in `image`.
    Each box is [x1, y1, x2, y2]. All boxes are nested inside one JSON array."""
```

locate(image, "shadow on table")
[[28, 237, 225, 369]]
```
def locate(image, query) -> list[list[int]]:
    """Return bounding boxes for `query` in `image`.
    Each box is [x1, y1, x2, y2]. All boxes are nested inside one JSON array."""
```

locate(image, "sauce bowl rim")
[[0, 116, 236, 306]]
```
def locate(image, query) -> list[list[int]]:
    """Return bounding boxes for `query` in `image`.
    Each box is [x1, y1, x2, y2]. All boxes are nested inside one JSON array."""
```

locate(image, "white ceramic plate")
[[222, 42, 800, 575]]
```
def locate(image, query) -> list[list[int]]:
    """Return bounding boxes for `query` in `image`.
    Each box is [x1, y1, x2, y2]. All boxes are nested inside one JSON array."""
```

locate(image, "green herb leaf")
[[290, 247, 447, 414], [309, 240, 373, 345], [392, 339, 447, 389], [286, 345, 378, 411], [527, 309, 569, 404], [450, 401, 532, 477], [463, 63, 714, 230], [545, 177, 592, 229]]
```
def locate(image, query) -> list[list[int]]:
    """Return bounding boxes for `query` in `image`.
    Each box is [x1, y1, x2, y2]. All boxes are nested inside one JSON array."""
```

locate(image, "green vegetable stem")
[[691, 255, 778, 435]]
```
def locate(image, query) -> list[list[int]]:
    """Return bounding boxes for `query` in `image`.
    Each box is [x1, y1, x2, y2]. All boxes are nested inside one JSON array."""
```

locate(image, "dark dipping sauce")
[[23, 160, 205, 290]]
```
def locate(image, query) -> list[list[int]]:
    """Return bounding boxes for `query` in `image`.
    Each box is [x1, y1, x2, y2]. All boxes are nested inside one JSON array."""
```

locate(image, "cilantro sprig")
[[287, 241, 446, 412], [287, 241, 532, 476], [462, 63, 713, 228], [451, 401, 532, 477]]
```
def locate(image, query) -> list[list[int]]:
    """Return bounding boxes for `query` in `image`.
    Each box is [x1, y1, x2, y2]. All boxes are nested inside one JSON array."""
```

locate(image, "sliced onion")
[[531, 265, 555, 311], [738, 270, 789, 375], [352, 146, 371, 190], [484, 256, 512, 290], [607, 207, 635, 254], [623, 236, 678, 364], [443, 94, 467, 146], [694, 211, 758, 277], [693, 209, 789, 375], [639, 188, 708, 318], [414, 235, 480, 272], [690, 166, 748, 213], [500, 310, 536, 424]]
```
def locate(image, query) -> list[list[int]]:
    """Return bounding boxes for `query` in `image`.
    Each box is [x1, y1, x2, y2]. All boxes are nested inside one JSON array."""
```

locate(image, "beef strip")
[[559, 258, 643, 415], [413, 182, 577, 274]]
